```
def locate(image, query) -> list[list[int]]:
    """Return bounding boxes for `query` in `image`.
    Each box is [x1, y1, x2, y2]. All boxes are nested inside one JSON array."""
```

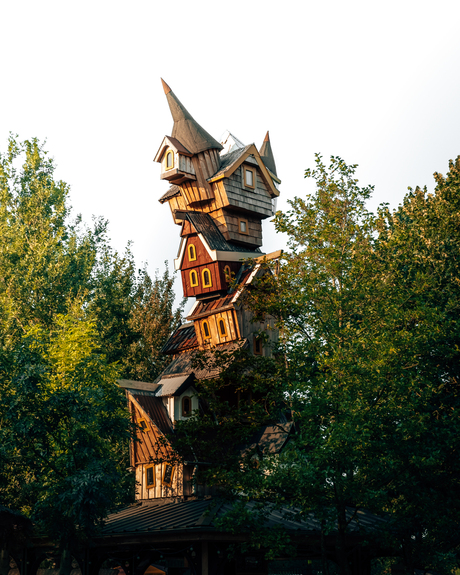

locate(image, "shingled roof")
[[162, 79, 223, 155], [159, 184, 181, 204], [182, 212, 262, 254]]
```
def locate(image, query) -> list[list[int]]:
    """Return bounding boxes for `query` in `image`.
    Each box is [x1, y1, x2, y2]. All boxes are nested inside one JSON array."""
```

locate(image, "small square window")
[[239, 219, 248, 234]]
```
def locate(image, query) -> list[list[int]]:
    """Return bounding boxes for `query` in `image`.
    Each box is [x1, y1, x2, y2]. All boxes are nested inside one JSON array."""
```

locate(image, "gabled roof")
[[162, 79, 223, 155], [174, 212, 262, 270], [207, 143, 279, 198], [155, 374, 194, 397], [154, 135, 193, 163], [259, 131, 277, 177]]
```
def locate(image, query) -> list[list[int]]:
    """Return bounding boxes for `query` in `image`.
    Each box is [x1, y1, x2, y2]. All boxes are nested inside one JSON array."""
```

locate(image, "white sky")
[[2, 0, 460, 301]]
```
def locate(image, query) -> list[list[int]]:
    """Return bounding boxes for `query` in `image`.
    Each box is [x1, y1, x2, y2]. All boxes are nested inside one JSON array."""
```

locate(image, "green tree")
[[0, 305, 134, 575]]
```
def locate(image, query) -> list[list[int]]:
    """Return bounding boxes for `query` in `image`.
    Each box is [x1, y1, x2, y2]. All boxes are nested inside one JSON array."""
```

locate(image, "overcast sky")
[[2, 0, 460, 299]]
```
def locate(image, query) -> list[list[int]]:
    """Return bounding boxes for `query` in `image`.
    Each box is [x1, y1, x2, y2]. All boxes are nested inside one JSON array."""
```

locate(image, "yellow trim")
[[165, 150, 174, 171], [206, 144, 280, 198], [190, 270, 199, 287], [162, 464, 175, 486], [138, 418, 148, 433], [218, 318, 227, 337], [243, 166, 255, 189], [224, 265, 231, 282], [202, 320, 211, 339], [202, 268, 212, 288], [146, 465, 155, 488], [188, 243, 197, 261]]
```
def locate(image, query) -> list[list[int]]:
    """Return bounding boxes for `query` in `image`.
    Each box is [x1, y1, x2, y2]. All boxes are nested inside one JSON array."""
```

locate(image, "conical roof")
[[161, 79, 223, 155], [259, 131, 277, 176]]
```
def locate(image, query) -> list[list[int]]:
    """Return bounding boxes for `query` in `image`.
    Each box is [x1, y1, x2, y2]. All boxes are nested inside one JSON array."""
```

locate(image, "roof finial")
[[161, 78, 171, 95], [259, 131, 277, 176]]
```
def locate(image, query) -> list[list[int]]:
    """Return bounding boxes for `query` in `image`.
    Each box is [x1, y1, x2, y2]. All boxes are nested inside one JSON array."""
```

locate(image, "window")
[[253, 336, 263, 355], [218, 319, 227, 337], [138, 419, 148, 432], [165, 150, 174, 170], [163, 464, 175, 486], [202, 320, 211, 339], [202, 268, 212, 287], [239, 219, 248, 235], [244, 166, 255, 188], [224, 265, 231, 283], [190, 270, 198, 287], [188, 243, 196, 261], [146, 465, 155, 488], [182, 396, 192, 417]]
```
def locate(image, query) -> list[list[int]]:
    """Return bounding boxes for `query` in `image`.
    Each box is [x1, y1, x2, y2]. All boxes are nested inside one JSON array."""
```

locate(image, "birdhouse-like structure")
[[121, 80, 289, 501]]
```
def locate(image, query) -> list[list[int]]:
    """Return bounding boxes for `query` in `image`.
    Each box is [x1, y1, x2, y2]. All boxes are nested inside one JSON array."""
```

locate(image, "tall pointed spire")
[[259, 131, 277, 176], [161, 79, 223, 155]]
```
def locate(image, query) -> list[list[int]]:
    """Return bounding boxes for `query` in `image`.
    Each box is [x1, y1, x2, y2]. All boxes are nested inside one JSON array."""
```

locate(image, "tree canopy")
[[0, 135, 183, 570], [175, 155, 460, 574]]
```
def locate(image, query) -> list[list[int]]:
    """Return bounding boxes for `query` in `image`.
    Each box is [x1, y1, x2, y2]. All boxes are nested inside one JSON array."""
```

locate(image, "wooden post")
[[201, 541, 208, 575]]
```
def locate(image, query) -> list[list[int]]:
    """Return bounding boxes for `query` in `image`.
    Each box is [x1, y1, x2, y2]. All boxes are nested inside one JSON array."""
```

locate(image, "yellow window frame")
[[202, 268, 212, 288]]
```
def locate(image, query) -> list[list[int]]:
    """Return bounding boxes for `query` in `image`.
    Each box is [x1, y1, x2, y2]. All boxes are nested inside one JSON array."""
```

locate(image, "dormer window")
[[202, 269, 212, 288], [244, 166, 255, 189], [182, 396, 192, 417], [165, 150, 174, 170], [190, 270, 199, 287], [188, 244, 197, 261]]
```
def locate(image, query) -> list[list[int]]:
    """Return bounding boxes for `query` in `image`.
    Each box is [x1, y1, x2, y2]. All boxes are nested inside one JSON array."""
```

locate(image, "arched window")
[[190, 270, 198, 287], [224, 265, 231, 283], [182, 396, 192, 417], [188, 243, 197, 261], [202, 320, 211, 339], [165, 150, 174, 170], [219, 319, 227, 337], [202, 268, 212, 287]]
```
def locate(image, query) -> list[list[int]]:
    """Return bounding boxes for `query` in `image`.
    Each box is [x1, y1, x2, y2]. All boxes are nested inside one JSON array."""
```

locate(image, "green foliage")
[[0, 304, 134, 546]]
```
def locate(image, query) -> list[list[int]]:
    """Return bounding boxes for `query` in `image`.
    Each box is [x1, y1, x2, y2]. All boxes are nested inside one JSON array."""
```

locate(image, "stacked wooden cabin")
[[120, 80, 289, 501]]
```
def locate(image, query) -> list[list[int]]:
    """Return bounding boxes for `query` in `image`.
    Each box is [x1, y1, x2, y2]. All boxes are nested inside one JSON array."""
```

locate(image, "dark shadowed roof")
[[162, 323, 198, 355], [183, 212, 261, 254], [102, 498, 215, 535], [131, 394, 172, 435], [101, 498, 388, 538], [155, 342, 247, 382], [259, 131, 277, 177], [159, 184, 181, 204], [242, 422, 293, 456], [162, 79, 223, 155]]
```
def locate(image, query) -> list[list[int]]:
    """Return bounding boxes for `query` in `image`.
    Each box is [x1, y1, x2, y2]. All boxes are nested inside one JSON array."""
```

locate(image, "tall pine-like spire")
[[259, 131, 277, 176], [161, 79, 223, 155]]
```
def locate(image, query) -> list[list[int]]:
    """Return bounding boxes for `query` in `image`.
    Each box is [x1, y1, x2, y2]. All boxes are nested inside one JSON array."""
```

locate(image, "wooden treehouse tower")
[[119, 80, 289, 501]]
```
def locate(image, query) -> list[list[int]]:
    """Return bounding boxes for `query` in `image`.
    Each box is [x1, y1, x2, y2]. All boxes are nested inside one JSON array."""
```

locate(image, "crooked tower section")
[[121, 81, 286, 501]]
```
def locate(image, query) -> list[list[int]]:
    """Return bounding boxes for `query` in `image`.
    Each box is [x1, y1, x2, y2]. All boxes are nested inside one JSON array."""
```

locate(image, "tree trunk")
[[0, 546, 10, 575], [59, 547, 72, 575]]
